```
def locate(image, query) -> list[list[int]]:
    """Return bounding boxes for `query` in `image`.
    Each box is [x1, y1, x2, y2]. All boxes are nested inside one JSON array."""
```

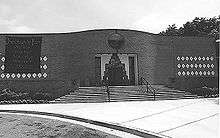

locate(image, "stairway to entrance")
[[50, 85, 200, 103]]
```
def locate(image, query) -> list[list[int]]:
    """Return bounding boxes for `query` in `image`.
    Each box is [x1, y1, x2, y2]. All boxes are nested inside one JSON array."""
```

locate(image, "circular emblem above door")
[[107, 33, 125, 49]]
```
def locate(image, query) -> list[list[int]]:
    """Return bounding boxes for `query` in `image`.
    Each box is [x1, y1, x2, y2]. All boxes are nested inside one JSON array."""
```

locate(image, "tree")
[[160, 24, 182, 36], [159, 16, 220, 71], [159, 16, 220, 38]]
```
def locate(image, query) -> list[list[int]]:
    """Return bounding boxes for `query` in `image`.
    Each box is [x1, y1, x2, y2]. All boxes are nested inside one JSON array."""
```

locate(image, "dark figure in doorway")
[[103, 53, 129, 86]]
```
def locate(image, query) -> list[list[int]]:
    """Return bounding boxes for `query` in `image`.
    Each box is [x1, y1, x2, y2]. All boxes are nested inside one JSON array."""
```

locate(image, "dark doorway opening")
[[129, 56, 135, 85], [103, 53, 129, 86]]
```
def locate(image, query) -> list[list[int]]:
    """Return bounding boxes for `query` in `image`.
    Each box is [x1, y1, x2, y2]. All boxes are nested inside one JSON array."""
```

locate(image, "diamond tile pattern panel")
[[176, 56, 215, 77]]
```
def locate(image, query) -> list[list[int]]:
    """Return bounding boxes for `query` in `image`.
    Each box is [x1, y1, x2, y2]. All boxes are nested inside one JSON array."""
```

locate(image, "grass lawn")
[[0, 114, 120, 138]]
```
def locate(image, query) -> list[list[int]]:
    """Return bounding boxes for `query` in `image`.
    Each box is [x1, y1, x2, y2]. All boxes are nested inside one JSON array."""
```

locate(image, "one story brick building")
[[0, 29, 218, 95]]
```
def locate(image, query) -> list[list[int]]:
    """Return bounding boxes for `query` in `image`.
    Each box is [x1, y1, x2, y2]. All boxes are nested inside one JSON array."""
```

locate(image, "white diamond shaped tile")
[[191, 71, 194, 75], [177, 56, 180, 61], [38, 73, 42, 78], [207, 64, 210, 68], [186, 71, 190, 75], [207, 71, 210, 75], [43, 73, 47, 78], [203, 64, 206, 68], [211, 71, 215, 75], [186, 64, 189, 68], [22, 74, 26, 78], [182, 64, 185, 68], [199, 64, 202, 68], [17, 74, 21, 78], [198, 57, 201, 60], [203, 71, 206, 75], [211, 64, 214, 68], [43, 65, 47, 69], [206, 57, 209, 60], [190, 57, 193, 61], [194, 64, 198, 68], [195, 71, 198, 75], [40, 57, 42, 61], [1, 65, 5, 70], [1, 74, 5, 78], [186, 57, 189, 61], [194, 57, 197, 61], [27, 73, 31, 78], [190, 64, 193, 68], [202, 57, 205, 61], [181, 57, 184, 61], [182, 71, 186, 76], [6, 73, 10, 78], [1, 57, 5, 62], [199, 71, 202, 75], [11, 73, 15, 78], [43, 56, 48, 61], [210, 57, 214, 61], [178, 71, 181, 76], [177, 64, 181, 68], [32, 73, 36, 78]]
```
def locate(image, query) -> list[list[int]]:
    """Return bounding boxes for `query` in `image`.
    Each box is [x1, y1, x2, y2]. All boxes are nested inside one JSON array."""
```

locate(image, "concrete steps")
[[50, 85, 199, 103]]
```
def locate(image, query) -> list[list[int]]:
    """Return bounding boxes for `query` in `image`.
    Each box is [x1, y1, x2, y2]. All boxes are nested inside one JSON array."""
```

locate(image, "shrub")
[[33, 92, 53, 100], [0, 88, 55, 104], [188, 86, 219, 97]]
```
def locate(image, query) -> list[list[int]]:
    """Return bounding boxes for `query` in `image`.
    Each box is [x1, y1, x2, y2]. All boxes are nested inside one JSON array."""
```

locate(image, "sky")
[[0, 0, 219, 34]]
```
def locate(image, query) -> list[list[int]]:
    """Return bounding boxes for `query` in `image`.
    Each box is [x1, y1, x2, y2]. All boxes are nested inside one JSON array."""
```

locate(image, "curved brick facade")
[[0, 29, 218, 93]]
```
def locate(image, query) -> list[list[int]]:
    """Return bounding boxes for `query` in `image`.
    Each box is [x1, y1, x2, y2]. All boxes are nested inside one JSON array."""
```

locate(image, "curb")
[[0, 110, 168, 138]]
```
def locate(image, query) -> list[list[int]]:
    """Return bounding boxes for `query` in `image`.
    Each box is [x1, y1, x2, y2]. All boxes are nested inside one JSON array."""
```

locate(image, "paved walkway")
[[0, 98, 219, 138]]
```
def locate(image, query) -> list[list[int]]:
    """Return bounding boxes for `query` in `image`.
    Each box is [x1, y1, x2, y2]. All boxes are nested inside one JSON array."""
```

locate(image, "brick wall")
[[0, 29, 218, 92]]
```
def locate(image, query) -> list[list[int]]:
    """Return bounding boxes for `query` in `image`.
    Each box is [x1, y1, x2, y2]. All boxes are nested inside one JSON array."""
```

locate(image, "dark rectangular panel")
[[95, 57, 101, 86], [4, 37, 41, 73], [129, 56, 135, 85]]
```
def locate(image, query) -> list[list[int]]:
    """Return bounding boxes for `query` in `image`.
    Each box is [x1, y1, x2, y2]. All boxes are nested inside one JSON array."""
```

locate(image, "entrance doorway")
[[95, 53, 138, 86], [103, 53, 129, 86], [129, 56, 135, 85]]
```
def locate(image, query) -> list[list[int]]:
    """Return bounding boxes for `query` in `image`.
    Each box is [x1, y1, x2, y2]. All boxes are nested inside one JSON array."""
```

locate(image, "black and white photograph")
[[0, 0, 219, 137]]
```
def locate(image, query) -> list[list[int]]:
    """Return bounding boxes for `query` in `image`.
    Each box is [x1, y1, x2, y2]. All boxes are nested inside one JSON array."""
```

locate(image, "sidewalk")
[[0, 98, 219, 138]]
